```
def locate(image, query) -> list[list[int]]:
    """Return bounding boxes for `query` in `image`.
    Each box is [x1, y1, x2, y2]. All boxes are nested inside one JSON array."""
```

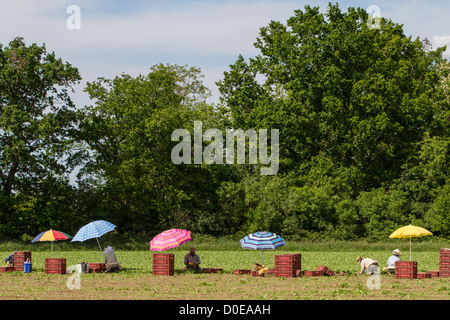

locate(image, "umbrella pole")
[[96, 238, 105, 260], [410, 237, 412, 261], [51, 241, 53, 258], [261, 250, 264, 265]]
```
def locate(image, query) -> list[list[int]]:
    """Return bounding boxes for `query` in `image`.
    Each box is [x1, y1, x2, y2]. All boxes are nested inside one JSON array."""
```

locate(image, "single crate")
[[427, 271, 439, 278], [0, 266, 14, 272], [202, 268, 223, 274], [233, 269, 251, 275], [274, 271, 296, 277], [153, 265, 175, 272], [153, 270, 174, 276], [325, 269, 335, 276], [88, 263, 106, 273], [439, 260, 450, 267], [153, 253, 174, 261], [417, 272, 431, 279], [395, 273, 416, 279], [439, 272, 450, 278], [395, 268, 418, 275], [303, 270, 323, 276], [439, 266, 450, 273], [395, 261, 417, 267]]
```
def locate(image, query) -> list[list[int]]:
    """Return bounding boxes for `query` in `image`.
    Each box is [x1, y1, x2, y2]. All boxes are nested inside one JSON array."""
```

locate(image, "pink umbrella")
[[150, 229, 192, 252]]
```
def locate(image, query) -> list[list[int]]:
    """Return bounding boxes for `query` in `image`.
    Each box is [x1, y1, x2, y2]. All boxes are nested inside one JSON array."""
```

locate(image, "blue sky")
[[1, 0, 449, 106]]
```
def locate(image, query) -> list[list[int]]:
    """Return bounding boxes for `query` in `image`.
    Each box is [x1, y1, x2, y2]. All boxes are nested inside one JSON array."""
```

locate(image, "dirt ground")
[[0, 271, 449, 300]]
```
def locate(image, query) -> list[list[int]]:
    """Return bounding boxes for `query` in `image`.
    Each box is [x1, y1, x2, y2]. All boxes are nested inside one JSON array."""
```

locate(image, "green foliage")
[[1, 3, 449, 241], [0, 37, 81, 238]]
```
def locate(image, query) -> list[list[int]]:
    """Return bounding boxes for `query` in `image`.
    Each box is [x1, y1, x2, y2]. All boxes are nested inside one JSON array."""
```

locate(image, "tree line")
[[1, 4, 449, 241]]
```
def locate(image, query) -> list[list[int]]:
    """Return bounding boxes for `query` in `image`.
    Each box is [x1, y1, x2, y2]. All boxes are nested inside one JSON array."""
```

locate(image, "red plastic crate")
[[395, 269, 418, 275], [275, 253, 301, 260], [439, 266, 450, 273], [395, 273, 416, 279], [0, 266, 14, 272], [152, 270, 174, 276], [153, 253, 174, 261], [427, 271, 439, 278], [45, 258, 66, 274], [439, 260, 450, 267], [417, 272, 431, 279], [303, 270, 323, 276], [89, 263, 106, 270], [45, 258, 65, 264], [395, 261, 417, 267], [153, 260, 174, 266], [153, 265, 175, 272], [274, 272, 296, 277], [14, 251, 31, 259], [202, 268, 223, 273], [439, 249, 450, 255], [233, 269, 251, 275], [325, 269, 334, 276], [439, 272, 450, 278]]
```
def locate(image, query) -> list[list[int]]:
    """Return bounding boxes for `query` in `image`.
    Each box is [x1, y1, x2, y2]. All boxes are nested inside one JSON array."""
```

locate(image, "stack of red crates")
[[89, 263, 106, 273], [274, 253, 301, 277], [152, 253, 174, 276], [45, 258, 66, 274], [13, 251, 31, 271], [395, 261, 417, 279], [439, 249, 450, 278]]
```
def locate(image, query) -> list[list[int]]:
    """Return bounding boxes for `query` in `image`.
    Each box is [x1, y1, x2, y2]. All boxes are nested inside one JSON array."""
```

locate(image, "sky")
[[1, 0, 449, 107]]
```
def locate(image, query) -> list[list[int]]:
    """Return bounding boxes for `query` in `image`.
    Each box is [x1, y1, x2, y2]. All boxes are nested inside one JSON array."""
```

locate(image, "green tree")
[[0, 37, 81, 237], [79, 64, 225, 235], [217, 3, 448, 190]]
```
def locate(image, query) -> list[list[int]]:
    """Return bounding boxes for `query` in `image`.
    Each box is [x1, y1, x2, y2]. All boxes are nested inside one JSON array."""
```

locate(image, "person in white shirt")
[[104, 246, 122, 273], [357, 256, 380, 275], [384, 249, 402, 274]]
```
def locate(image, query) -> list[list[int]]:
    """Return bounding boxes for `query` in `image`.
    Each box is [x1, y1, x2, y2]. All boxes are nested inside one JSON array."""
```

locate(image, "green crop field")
[[0, 240, 449, 302]]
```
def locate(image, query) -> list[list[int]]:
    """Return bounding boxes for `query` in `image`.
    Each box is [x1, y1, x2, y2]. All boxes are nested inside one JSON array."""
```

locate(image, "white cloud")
[[431, 35, 450, 56]]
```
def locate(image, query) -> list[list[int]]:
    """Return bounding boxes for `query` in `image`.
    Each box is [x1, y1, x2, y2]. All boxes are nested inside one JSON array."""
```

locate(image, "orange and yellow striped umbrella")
[[150, 229, 191, 252]]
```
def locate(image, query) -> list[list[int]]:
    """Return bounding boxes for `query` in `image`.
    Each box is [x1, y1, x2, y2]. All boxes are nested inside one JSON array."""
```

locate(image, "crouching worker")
[[104, 246, 122, 273], [357, 256, 380, 275], [183, 247, 202, 272]]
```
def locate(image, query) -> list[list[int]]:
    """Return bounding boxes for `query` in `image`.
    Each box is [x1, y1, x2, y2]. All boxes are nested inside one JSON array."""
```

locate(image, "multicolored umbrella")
[[71, 220, 117, 258], [31, 229, 72, 257], [389, 224, 433, 261], [150, 229, 192, 252], [240, 231, 286, 264]]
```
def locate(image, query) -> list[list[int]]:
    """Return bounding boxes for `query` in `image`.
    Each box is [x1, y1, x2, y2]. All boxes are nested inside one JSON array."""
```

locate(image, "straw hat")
[[356, 256, 362, 263], [392, 249, 402, 256]]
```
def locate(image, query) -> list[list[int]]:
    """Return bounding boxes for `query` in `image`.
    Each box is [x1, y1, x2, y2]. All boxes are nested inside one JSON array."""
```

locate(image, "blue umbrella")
[[240, 231, 286, 264], [71, 220, 117, 258]]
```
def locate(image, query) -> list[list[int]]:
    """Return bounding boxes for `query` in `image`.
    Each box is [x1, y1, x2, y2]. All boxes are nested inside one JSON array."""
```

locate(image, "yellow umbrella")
[[389, 224, 432, 261]]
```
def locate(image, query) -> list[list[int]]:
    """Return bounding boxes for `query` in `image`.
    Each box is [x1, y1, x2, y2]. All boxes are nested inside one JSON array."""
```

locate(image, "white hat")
[[392, 249, 402, 256]]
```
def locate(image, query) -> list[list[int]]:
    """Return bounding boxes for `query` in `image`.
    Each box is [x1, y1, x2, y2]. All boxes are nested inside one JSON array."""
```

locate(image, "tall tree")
[[217, 3, 448, 190], [0, 37, 81, 236], [79, 64, 224, 235]]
